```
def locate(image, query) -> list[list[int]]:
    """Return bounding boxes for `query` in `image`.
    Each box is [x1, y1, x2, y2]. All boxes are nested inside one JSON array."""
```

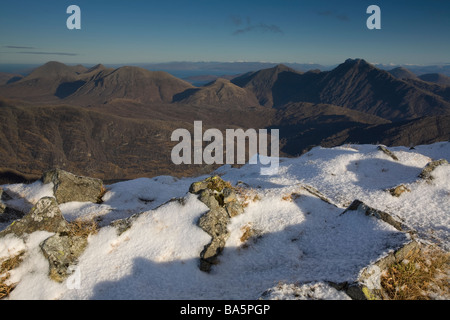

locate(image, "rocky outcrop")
[[0, 194, 91, 283], [189, 176, 244, 272], [418, 159, 448, 180], [0, 197, 69, 237], [341, 199, 405, 231], [41, 169, 104, 204]]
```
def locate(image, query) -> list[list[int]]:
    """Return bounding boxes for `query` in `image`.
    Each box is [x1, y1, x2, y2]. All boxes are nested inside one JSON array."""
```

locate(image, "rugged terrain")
[[0, 142, 449, 300], [0, 58, 449, 181]]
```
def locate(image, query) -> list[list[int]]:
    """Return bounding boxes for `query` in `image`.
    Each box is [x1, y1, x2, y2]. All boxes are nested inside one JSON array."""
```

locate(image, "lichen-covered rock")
[[189, 176, 244, 272], [41, 169, 104, 204], [418, 159, 448, 180], [40, 233, 88, 282], [189, 181, 210, 194], [0, 197, 69, 237]]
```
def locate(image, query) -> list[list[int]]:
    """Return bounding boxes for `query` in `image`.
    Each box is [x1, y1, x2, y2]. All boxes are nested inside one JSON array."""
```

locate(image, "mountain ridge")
[[0, 59, 449, 181]]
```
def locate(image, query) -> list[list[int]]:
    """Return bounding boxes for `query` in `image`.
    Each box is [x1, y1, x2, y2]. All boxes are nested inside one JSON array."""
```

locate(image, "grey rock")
[[342, 199, 404, 231], [110, 213, 141, 236], [41, 169, 104, 204], [198, 206, 230, 238], [301, 184, 336, 206], [0, 197, 69, 237], [199, 189, 222, 211], [189, 181, 210, 194], [418, 159, 448, 180], [189, 176, 244, 272], [225, 201, 244, 218], [40, 233, 88, 282], [223, 188, 237, 204]]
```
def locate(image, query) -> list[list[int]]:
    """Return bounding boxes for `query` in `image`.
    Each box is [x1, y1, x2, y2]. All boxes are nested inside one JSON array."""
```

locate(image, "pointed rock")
[[40, 233, 87, 282], [41, 169, 104, 204]]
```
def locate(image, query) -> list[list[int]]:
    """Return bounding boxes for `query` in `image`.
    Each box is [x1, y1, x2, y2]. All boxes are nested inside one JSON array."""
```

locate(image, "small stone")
[[387, 184, 411, 197]]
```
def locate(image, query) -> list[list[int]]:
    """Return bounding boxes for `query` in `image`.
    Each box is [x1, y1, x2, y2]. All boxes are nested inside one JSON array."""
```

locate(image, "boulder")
[[0, 197, 69, 237], [41, 169, 104, 204], [40, 233, 88, 282]]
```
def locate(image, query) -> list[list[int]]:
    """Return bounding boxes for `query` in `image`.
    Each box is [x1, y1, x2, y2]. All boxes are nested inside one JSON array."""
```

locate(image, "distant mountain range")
[[0, 58, 449, 182]]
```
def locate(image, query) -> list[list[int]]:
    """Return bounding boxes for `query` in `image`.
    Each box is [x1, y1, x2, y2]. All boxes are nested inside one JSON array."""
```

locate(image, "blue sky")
[[0, 0, 449, 66]]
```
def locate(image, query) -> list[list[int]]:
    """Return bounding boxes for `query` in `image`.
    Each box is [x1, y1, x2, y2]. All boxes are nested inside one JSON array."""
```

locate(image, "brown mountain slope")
[[0, 97, 275, 181], [231, 64, 301, 107], [0, 99, 196, 180], [317, 59, 450, 120], [0, 60, 449, 181], [0, 73, 23, 86], [0, 62, 81, 103], [173, 78, 260, 108], [66, 66, 194, 105], [271, 102, 391, 156], [0, 62, 194, 106], [322, 115, 450, 148]]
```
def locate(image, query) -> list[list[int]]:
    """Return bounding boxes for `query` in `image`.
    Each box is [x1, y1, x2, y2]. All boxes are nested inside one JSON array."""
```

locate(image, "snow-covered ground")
[[1, 142, 449, 300]]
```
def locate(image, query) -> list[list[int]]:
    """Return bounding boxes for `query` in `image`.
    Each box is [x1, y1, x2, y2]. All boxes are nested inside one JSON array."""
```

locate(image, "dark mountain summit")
[[231, 58, 450, 121], [173, 78, 260, 108]]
